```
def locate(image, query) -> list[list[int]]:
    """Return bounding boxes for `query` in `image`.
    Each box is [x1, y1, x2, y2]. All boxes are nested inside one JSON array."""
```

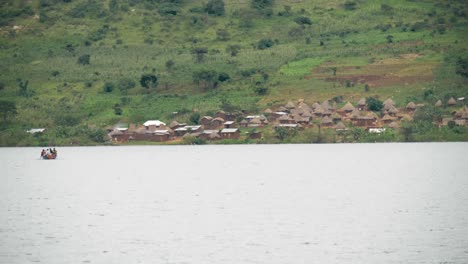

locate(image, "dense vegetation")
[[0, 0, 467, 145]]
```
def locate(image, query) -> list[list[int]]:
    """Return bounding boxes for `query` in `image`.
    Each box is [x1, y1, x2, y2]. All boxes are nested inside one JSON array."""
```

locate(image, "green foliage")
[[218, 72, 230, 82], [0, 100, 17, 122], [189, 112, 201, 125], [455, 57, 468, 78], [182, 135, 206, 145], [17, 79, 34, 98], [294, 16, 312, 25], [219, 98, 240, 112], [77, 54, 91, 65], [103, 82, 114, 93], [191, 47, 208, 63], [257, 39, 275, 50], [140, 74, 158, 89], [205, 0, 225, 16], [343, 1, 357, 11], [251, 0, 273, 10], [193, 70, 218, 90], [274, 126, 297, 141], [367, 97, 383, 112], [118, 78, 136, 93], [254, 87, 269, 95], [226, 45, 241, 56], [413, 105, 442, 123]]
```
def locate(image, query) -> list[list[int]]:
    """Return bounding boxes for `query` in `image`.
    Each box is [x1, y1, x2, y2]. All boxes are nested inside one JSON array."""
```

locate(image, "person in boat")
[[52, 148, 57, 156], [41, 149, 46, 157]]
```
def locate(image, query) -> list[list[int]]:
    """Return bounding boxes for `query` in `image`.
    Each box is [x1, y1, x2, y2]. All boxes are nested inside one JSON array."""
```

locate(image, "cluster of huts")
[[107, 97, 467, 143]]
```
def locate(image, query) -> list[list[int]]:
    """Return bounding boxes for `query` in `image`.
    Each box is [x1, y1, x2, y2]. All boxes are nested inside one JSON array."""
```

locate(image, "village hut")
[[302, 111, 313, 118], [313, 105, 324, 117], [321, 116, 333, 127], [311, 102, 321, 110], [331, 112, 342, 122], [335, 121, 347, 131], [285, 101, 296, 109], [400, 114, 413, 122], [240, 119, 248, 127], [382, 114, 396, 124], [259, 115, 269, 124], [224, 121, 235, 128], [294, 115, 310, 125], [387, 105, 399, 116], [321, 100, 331, 111], [339, 102, 356, 113], [220, 128, 240, 139], [448, 97, 457, 106], [169, 120, 181, 130], [297, 102, 313, 112], [143, 120, 166, 131], [211, 117, 225, 128], [108, 129, 128, 143], [278, 106, 288, 112], [263, 108, 273, 114], [200, 116, 213, 127], [357, 98, 366, 111], [248, 118, 263, 127], [278, 114, 296, 124], [215, 111, 227, 120], [406, 102, 417, 111], [434, 100, 443, 107]]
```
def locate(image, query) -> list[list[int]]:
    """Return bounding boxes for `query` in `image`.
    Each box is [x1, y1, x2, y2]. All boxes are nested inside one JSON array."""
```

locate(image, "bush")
[[140, 74, 158, 89], [257, 38, 274, 49], [367, 97, 383, 112], [77, 54, 90, 65], [343, 1, 357, 11], [118, 78, 135, 93], [254, 87, 269, 95], [218, 72, 230, 82], [455, 57, 468, 78], [206, 0, 225, 16], [294, 16, 312, 25], [103, 82, 114, 93]]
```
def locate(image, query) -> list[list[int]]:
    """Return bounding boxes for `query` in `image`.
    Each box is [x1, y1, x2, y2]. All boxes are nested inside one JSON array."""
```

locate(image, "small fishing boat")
[[42, 153, 57, 160]]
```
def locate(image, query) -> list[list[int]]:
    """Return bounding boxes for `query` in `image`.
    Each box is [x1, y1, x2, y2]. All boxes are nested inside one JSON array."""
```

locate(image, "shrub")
[[218, 72, 230, 82], [103, 82, 114, 93], [205, 0, 225, 16], [140, 74, 158, 89], [77, 54, 90, 65], [367, 97, 383, 112], [294, 16, 312, 25], [343, 1, 357, 11], [257, 38, 274, 49], [455, 57, 468, 78], [226, 45, 241, 56]]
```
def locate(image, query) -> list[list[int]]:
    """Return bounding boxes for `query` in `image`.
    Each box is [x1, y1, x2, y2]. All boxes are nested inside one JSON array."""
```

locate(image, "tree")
[[367, 97, 383, 112], [218, 72, 230, 82], [189, 112, 201, 125], [386, 35, 393, 43], [192, 70, 218, 90], [140, 74, 158, 89], [191, 47, 208, 63], [17, 79, 34, 98], [113, 103, 122, 115], [77, 54, 90, 65], [226, 44, 241, 56], [343, 1, 357, 10], [205, 0, 225, 16], [118, 78, 136, 94], [0, 100, 17, 122]]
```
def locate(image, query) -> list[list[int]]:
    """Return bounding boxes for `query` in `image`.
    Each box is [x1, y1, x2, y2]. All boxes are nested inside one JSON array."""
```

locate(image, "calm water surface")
[[1, 143, 468, 263]]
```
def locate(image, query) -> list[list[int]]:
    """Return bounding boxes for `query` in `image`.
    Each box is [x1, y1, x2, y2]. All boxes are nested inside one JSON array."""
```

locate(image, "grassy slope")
[[0, 0, 467, 145]]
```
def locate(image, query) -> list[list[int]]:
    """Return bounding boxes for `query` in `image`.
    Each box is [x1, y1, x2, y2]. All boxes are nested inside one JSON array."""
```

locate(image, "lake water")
[[1, 143, 468, 264]]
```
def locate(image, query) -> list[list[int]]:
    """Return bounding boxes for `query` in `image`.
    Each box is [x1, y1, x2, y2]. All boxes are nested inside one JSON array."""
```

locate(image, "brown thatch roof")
[[406, 101, 417, 110], [321, 100, 330, 111], [434, 100, 443, 107], [302, 111, 313, 118], [278, 106, 288, 112], [387, 106, 399, 114], [212, 117, 225, 122], [297, 102, 312, 112], [314, 105, 324, 114], [250, 118, 262, 124], [448, 97, 457, 106], [332, 112, 342, 120], [264, 108, 273, 114], [108, 129, 123, 136], [312, 102, 321, 110], [357, 98, 366, 106], [335, 122, 347, 129], [383, 98, 395, 106], [285, 101, 296, 109], [382, 114, 395, 121], [169, 120, 180, 129], [340, 102, 355, 112], [351, 108, 361, 118], [240, 119, 248, 124], [321, 116, 333, 124], [278, 115, 293, 121]]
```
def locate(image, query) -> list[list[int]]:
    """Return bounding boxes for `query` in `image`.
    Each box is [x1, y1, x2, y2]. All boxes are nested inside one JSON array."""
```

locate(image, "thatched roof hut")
[[382, 114, 396, 122], [312, 102, 321, 110], [434, 100, 443, 107], [285, 101, 296, 109], [314, 105, 324, 115], [278, 106, 288, 112], [387, 105, 399, 115], [358, 98, 366, 106], [297, 102, 312, 112], [322, 100, 330, 111], [448, 97, 457, 106], [388, 121, 400, 129], [263, 108, 273, 114], [331, 112, 342, 121], [340, 102, 355, 113], [321, 116, 333, 125], [383, 98, 395, 106], [406, 101, 417, 110], [169, 120, 180, 129], [335, 121, 347, 130]]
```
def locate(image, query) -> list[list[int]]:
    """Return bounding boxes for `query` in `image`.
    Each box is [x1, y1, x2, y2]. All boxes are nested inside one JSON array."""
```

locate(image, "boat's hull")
[[42, 154, 57, 160]]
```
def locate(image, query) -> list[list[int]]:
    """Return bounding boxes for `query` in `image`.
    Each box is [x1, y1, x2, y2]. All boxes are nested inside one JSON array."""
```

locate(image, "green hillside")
[[1, 0, 467, 145]]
